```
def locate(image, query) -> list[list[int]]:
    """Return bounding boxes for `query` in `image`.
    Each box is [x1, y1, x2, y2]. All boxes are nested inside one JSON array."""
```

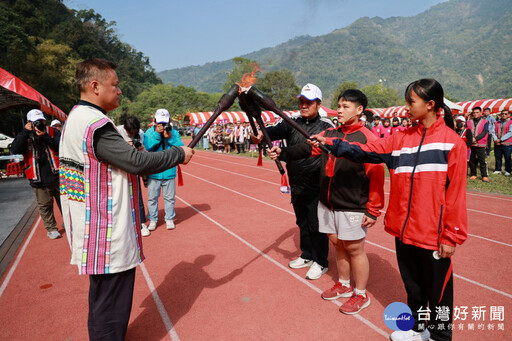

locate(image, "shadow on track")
[[128, 254, 241, 340]]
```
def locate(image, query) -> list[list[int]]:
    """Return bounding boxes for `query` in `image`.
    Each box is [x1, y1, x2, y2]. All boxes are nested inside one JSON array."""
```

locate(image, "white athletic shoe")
[[47, 230, 62, 240], [148, 221, 157, 231], [305, 262, 328, 280], [166, 220, 175, 230], [288, 257, 313, 269], [141, 223, 151, 237], [389, 329, 430, 341], [505, 172, 511, 176], [493, 170, 501, 174]]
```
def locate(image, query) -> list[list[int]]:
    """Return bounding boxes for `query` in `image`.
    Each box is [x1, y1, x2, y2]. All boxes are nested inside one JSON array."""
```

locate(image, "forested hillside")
[[0, 0, 161, 113], [159, 0, 512, 101]]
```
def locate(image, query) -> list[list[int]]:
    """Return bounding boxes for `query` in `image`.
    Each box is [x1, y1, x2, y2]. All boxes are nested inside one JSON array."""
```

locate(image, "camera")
[[132, 133, 142, 149], [164, 123, 173, 133], [33, 120, 46, 132]]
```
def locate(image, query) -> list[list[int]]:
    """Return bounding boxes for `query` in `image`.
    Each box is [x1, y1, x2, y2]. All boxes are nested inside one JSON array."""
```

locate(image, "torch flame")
[[237, 63, 261, 92]]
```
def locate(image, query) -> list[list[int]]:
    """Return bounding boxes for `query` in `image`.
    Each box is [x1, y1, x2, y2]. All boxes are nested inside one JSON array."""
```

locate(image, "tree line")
[[0, 0, 404, 135]]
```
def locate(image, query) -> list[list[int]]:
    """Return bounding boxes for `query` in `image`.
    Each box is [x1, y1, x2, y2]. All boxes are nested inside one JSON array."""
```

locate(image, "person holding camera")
[[117, 116, 151, 237], [11, 109, 62, 239], [143, 108, 184, 231]]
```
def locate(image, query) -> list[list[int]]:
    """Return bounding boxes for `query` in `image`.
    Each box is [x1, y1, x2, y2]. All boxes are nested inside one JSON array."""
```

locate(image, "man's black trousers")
[[88, 267, 136, 341], [291, 194, 329, 268]]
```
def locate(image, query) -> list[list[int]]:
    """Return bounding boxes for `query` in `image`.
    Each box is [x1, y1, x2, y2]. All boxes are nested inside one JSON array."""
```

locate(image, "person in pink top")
[[371, 115, 383, 138], [381, 118, 392, 138], [391, 117, 405, 134]]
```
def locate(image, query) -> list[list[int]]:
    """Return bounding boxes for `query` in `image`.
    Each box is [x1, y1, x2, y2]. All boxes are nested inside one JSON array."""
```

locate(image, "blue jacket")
[[143, 126, 184, 179]]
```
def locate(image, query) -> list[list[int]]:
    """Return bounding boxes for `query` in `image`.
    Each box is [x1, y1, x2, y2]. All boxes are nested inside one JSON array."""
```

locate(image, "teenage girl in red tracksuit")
[[312, 79, 467, 341]]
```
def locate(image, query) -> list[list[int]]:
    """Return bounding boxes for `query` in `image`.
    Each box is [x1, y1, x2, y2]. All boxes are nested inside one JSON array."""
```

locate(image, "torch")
[[246, 86, 330, 153], [188, 84, 240, 148], [238, 92, 285, 175]]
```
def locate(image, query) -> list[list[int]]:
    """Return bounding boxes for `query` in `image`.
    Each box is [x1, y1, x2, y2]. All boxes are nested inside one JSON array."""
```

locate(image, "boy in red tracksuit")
[[269, 89, 385, 315], [311, 79, 467, 341]]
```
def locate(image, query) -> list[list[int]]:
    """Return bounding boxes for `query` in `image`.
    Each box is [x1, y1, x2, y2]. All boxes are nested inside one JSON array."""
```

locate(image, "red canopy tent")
[[367, 98, 473, 119], [185, 105, 337, 126], [319, 106, 337, 117], [365, 107, 407, 118], [185, 110, 301, 125], [0, 67, 67, 122], [456, 99, 512, 115]]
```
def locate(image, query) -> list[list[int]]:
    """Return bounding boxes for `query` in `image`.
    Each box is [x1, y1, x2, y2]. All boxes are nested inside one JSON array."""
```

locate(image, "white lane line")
[[467, 234, 512, 247], [366, 241, 512, 300], [140, 262, 180, 341], [379, 209, 512, 248], [194, 154, 276, 172], [384, 177, 512, 202], [183, 172, 512, 299], [193, 163, 278, 185], [184, 172, 293, 215], [466, 191, 512, 202], [467, 208, 512, 220], [184, 170, 512, 247], [380, 194, 511, 220], [0, 216, 40, 298], [176, 195, 389, 339]]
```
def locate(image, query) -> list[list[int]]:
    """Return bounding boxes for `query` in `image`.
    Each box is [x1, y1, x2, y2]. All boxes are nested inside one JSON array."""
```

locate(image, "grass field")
[[465, 150, 512, 195]]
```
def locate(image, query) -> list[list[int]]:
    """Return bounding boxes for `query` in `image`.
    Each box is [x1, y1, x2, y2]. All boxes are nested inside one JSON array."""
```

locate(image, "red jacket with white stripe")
[[328, 117, 468, 250]]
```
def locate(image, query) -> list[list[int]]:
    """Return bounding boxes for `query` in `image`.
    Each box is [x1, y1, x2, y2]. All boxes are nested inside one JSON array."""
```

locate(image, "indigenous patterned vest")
[[59, 104, 144, 275]]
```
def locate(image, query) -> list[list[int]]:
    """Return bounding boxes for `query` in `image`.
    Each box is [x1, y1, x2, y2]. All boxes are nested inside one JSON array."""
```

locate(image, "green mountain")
[[158, 0, 512, 101]]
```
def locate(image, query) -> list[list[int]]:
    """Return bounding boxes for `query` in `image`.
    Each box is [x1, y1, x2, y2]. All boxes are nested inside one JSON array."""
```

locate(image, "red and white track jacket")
[[328, 117, 468, 250]]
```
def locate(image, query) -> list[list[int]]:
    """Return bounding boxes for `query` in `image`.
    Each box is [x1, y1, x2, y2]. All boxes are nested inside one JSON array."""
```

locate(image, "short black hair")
[[122, 116, 141, 133], [473, 106, 482, 112], [75, 58, 117, 92], [338, 89, 368, 110], [363, 110, 374, 121]]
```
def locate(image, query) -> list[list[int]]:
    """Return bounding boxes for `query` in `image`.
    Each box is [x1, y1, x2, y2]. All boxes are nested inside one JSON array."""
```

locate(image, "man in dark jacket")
[[11, 109, 62, 239], [253, 83, 334, 280]]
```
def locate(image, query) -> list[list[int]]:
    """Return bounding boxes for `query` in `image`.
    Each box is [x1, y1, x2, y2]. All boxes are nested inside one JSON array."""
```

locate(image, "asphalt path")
[[0, 176, 36, 278]]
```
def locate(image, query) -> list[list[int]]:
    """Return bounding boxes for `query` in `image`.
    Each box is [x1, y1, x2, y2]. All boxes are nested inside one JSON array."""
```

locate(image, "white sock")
[[354, 288, 366, 297], [339, 279, 351, 287]]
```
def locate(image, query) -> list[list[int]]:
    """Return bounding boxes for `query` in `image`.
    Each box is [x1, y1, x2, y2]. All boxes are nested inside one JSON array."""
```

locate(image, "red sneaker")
[[321, 282, 353, 301], [339, 292, 371, 315]]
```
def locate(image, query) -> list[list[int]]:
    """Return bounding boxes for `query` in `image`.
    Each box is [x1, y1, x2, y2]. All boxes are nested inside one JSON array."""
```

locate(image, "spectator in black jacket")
[[11, 109, 62, 239], [252, 83, 334, 280]]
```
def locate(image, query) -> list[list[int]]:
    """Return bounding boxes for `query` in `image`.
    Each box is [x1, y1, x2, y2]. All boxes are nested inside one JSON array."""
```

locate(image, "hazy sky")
[[66, 0, 447, 72]]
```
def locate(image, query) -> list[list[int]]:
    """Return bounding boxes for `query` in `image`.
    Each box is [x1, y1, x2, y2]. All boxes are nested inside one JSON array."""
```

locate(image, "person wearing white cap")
[[143, 108, 185, 231], [50, 119, 63, 132], [59, 58, 194, 339], [11, 109, 62, 240], [251, 83, 334, 280], [455, 115, 473, 164]]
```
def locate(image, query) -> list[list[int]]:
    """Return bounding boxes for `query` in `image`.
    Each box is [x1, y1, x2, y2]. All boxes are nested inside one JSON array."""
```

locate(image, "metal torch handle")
[[255, 116, 285, 175]]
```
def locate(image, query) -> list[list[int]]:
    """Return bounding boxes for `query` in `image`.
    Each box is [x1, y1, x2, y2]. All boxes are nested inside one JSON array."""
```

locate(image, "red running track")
[[0, 148, 510, 340]]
